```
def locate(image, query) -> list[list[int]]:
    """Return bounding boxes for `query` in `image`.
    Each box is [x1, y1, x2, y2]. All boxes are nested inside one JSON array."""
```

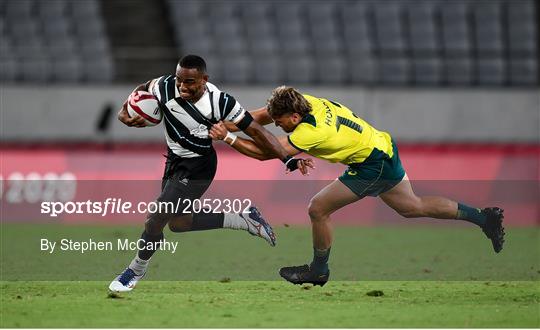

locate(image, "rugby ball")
[[127, 91, 162, 126]]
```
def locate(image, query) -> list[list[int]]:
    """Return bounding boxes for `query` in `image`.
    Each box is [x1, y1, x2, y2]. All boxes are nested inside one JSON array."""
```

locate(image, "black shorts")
[[157, 148, 217, 209]]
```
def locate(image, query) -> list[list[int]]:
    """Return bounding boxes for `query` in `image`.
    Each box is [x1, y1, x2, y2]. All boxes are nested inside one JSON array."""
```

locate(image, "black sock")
[[190, 212, 224, 231], [137, 231, 164, 260], [310, 247, 330, 273], [456, 203, 486, 226]]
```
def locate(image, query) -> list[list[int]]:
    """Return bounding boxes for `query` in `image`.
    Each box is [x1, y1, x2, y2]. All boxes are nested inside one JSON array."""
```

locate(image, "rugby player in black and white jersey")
[[109, 55, 314, 292]]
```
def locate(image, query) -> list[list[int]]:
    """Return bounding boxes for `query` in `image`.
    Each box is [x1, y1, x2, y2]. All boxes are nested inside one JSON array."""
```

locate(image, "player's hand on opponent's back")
[[118, 100, 147, 128]]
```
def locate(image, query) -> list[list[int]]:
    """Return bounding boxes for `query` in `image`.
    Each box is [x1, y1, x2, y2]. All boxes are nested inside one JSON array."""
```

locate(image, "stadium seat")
[[73, 17, 106, 38], [284, 56, 315, 84], [212, 20, 243, 39], [37, 0, 67, 18], [42, 18, 72, 39], [216, 38, 247, 55], [240, 2, 272, 24], [83, 57, 114, 83], [0, 57, 18, 82], [507, 1, 537, 55], [52, 55, 82, 82], [20, 57, 51, 82], [477, 58, 506, 85], [343, 22, 375, 55], [441, 2, 471, 56], [5, 0, 34, 18], [412, 57, 442, 85], [280, 36, 311, 55], [246, 19, 274, 40], [79, 37, 110, 58], [378, 58, 410, 84], [167, 0, 203, 18], [472, 2, 504, 56], [249, 37, 279, 56], [373, 2, 407, 55], [407, 2, 439, 56], [180, 38, 214, 57], [8, 19, 40, 40], [176, 19, 211, 41], [4, 0, 535, 87], [222, 56, 252, 84], [252, 55, 283, 85], [444, 58, 473, 85], [313, 37, 342, 57], [341, 2, 375, 56], [315, 55, 346, 85], [47, 38, 77, 58], [208, 2, 238, 21], [203, 55, 223, 84], [349, 56, 377, 84], [14, 37, 45, 59], [508, 58, 538, 85], [70, 0, 100, 19]]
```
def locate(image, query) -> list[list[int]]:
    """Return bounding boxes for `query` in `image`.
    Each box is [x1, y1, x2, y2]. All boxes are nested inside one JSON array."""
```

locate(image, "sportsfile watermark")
[[40, 238, 178, 254], [1, 180, 538, 281], [40, 197, 253, 217]]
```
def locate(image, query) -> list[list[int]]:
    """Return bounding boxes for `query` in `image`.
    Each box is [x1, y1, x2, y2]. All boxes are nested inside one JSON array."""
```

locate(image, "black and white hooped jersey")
[[150, 75, 246, 158]]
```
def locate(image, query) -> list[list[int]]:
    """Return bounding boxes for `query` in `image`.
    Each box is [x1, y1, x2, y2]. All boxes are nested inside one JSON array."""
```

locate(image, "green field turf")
[[1, 280, 538, 328], [1, 223, 539, 327]]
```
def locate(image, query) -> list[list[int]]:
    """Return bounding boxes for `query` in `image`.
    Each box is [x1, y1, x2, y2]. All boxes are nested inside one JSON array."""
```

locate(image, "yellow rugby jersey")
[[288, 95, 394, 165]]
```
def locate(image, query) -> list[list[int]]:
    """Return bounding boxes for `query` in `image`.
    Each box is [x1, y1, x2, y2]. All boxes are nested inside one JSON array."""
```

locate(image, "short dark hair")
[[178, 54, 207, 73], [267, 86, 311, 117]]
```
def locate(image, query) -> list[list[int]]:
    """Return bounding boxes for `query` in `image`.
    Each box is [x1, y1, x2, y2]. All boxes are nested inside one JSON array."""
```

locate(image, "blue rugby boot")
[[241, 206, 277, 246], [109, 268, 145, 292]]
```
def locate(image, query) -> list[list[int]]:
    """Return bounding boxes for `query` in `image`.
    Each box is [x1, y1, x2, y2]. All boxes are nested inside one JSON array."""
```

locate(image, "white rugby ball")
[[127, 91, 162, 126]]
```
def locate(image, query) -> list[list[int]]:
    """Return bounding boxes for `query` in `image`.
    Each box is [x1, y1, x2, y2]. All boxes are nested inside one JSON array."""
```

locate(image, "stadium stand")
[[0, 0, 537, 86], [1, 0, 114, 83], [164, 0, 538, 86]]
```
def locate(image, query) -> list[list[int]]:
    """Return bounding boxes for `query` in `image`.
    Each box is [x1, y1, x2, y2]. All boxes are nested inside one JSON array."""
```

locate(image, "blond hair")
[[266, 86, 311, 117]]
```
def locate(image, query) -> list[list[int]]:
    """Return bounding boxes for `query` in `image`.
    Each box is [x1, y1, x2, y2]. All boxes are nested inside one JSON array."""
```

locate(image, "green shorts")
[[338, 141, 405, 199]]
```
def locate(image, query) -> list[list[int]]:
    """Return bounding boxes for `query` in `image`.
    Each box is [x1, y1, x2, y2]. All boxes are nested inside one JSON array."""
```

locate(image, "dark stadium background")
[[1, 1, 539, 328], [1, 0, 538, 226]]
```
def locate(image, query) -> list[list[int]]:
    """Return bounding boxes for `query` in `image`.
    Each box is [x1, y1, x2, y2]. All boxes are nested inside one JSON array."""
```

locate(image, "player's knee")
[[144, 213, 168, 235], [308, 198, 327, 221], [167, 221, 182, 232], [167, 216, 192, 232]]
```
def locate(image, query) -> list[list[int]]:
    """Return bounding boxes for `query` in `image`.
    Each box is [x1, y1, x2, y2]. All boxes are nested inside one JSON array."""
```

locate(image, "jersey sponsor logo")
[[190, 124, 209, 138], [179, 178, 189, 185], [347, 170, 357, 176]]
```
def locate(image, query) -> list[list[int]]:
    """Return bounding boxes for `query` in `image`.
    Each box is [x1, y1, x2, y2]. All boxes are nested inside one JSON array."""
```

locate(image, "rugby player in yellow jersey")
[[209, 86, 505, 286]]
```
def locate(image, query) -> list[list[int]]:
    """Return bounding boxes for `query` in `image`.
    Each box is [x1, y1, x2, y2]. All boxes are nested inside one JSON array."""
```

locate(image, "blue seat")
[[477, 58, 505, 85], [508, 58, 538, 85], [444, 58, 473, 85]]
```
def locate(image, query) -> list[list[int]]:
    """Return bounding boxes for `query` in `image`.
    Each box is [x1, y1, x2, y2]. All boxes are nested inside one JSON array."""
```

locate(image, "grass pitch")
[[1, 223, 539, 327], [1, 281, 538, 327]]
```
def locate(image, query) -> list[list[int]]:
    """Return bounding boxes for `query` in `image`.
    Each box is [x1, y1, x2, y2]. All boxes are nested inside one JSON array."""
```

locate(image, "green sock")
[[456, 203, 486, 226], [310, 247, 330, 274]]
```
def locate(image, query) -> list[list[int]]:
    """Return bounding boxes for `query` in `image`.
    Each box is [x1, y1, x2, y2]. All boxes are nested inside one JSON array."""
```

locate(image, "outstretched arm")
[[209, 122, 314, 174], [225, 107, 273, 132]]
